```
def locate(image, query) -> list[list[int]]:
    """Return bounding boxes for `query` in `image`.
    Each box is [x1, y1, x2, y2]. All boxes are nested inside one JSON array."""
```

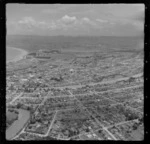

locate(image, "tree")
[[129, 77, 135, 83], [16, 103, 22, 109], [132, 123, 138, 130]]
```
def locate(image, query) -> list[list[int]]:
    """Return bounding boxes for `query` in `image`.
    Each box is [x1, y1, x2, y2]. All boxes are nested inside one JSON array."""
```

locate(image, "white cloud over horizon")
[[7, 4, 144, 36]]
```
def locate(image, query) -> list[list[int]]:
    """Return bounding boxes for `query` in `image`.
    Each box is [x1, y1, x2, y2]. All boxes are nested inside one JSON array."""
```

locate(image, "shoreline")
[[7, 47, 29, 64]]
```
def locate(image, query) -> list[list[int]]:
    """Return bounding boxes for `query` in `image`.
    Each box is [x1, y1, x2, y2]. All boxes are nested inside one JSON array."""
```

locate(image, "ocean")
[[6, 47, 27, 62]]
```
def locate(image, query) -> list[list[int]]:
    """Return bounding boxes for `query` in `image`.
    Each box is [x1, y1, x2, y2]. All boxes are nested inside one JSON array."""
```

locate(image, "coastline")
[[7, 47, 28, 64]]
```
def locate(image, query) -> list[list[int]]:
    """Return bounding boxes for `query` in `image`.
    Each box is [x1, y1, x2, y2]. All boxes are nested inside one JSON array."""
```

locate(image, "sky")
[[6, 4, 145, 36]]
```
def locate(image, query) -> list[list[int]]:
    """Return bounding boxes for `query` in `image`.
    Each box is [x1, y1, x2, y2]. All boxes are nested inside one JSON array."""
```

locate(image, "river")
[[6, 109, 30, 140]]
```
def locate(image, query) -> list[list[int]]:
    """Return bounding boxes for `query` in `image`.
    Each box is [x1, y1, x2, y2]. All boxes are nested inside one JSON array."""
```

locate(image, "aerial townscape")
[[6, 36, 144, 140], [6, 4, 144, 141]]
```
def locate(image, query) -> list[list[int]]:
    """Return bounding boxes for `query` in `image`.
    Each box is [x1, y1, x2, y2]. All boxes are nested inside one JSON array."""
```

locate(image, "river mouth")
[[6, 109, 30, 140]]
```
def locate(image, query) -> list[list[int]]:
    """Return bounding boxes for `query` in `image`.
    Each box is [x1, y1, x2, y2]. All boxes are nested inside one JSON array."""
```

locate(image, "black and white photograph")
[[6, 4, 144, 140]]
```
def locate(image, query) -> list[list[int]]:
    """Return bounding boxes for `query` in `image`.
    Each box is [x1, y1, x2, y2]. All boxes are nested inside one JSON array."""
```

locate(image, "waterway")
[[6, 109, 30, 140]]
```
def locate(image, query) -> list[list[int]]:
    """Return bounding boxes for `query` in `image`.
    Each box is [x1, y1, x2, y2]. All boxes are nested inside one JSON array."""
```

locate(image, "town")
[[6, 49, 144, 140]]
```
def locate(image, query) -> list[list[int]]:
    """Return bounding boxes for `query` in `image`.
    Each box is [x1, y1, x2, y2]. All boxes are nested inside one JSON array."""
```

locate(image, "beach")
[[6, 47, 28, 63]]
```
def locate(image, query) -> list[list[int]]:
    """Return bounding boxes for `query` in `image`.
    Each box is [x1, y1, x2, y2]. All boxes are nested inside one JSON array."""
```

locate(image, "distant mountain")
[[6, 35, 143, 52]]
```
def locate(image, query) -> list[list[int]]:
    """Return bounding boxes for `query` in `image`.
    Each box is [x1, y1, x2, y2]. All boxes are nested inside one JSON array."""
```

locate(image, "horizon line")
[[6, 34, 143, 38]]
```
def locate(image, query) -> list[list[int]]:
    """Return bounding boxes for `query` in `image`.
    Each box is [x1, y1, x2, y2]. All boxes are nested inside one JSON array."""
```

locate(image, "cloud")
[[10, 17, 48, 31], [82, 17, 90, 22], [81, 17, 98, 27], [7, 15, 106, 34], [18, 17, 36, 26], [96, 18, 108, 23], [7, 19, 34, 34], [56, 15, 99, 30], [61, 15, 77, 23], [17, 17, 55, 30], [95, 18, 116, 28]]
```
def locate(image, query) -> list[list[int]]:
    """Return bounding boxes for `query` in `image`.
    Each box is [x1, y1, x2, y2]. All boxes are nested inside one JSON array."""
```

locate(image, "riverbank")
[[6, 109, 30, 140], [6, 47, 28, 64]]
